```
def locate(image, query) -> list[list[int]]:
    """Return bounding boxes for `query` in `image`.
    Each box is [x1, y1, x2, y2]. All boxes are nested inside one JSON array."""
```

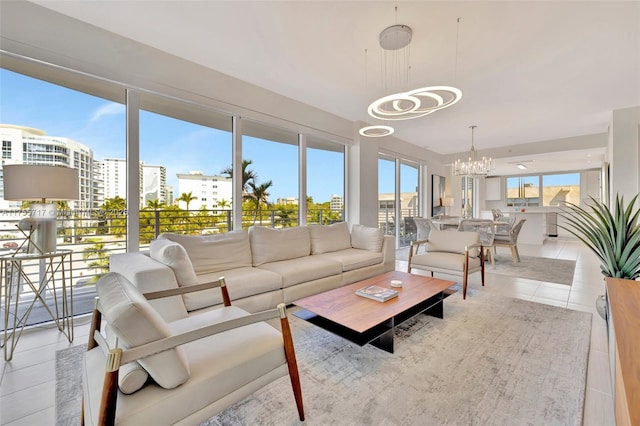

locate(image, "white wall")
[[608, 106, 640, 203]]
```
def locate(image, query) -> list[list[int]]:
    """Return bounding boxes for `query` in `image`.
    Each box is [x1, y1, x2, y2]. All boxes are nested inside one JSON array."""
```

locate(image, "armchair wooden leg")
[[98, 349, 122, 426], [463, 255, 469, 300], [278, 304, 304, 421]]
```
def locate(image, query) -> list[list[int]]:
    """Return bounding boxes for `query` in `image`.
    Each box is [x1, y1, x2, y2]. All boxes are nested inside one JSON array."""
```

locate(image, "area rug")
[[487, 254, 576, 285], [56, 289, 591, 426], [397, 248, 576, 285]]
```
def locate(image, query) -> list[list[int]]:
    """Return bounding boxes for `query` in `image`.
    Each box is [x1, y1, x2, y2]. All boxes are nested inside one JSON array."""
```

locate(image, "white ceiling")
[[30, 1, 640, 173]]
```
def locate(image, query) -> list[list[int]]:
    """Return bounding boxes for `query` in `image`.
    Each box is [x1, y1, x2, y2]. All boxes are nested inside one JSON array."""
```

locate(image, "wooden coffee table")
[[292, 271, 455, 353]]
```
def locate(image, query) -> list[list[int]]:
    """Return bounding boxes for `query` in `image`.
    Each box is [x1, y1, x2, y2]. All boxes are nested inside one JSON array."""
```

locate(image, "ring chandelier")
[[360, 19, 463, 137], [367, 86, 462, 121]]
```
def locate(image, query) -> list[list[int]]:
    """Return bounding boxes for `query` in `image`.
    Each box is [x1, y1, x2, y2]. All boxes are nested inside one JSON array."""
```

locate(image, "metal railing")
[[0, 207, 344, 329]]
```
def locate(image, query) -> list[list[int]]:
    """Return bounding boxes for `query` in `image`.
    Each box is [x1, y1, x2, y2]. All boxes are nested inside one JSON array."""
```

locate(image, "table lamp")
[[3, 165, 79, 254]]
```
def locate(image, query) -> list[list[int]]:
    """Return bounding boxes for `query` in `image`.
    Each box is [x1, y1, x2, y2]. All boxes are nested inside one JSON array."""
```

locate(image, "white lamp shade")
[[3, 164, 79, 201]]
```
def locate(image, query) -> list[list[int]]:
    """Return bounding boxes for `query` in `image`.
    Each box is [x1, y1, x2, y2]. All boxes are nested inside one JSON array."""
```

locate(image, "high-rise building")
[[102, 159, 168, 208], [176, 171, 232, 211], [0, 124, 97, 210], [101, 158, 127, 201], [141, 163, 167, 206]]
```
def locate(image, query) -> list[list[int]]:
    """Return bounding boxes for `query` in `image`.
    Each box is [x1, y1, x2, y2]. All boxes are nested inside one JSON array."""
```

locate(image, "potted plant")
[[559, 194, 640, 318]]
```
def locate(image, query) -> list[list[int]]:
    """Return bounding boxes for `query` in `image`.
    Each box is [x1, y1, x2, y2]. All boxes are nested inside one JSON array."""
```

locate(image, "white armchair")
[[407, 229, 485, 299], [81, 272, 304, 425]]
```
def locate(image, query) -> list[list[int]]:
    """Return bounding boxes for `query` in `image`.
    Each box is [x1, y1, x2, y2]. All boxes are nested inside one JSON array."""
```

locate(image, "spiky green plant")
[[559, 194, 640, 279]]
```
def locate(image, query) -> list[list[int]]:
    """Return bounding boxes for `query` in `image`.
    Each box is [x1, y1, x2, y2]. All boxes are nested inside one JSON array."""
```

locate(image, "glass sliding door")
[[378, 157, 396, 237], [139, 93, 233, 244], [306, 136, 345, 225], [242, 120, 299, 228], [399, 161, 419, 246]]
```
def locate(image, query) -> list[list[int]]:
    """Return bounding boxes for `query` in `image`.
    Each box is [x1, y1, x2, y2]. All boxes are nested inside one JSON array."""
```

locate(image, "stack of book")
[[355, 285, 398, 302]]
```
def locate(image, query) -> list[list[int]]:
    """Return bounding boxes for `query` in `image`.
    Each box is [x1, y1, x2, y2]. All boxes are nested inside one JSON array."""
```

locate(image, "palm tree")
[[217, 198, 231, 209], [145, 199, 165, 210], [177, 191, 198, 211], [221, 159, 258, 193], [245, 180, 272, 224]]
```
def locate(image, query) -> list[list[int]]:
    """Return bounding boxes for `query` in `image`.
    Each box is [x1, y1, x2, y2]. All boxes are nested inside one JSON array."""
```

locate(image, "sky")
[[0, 68, 358, 203]]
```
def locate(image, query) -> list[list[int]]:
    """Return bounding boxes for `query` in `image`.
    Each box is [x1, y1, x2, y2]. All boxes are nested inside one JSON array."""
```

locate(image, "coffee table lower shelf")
[[294, 291, 449, 353]]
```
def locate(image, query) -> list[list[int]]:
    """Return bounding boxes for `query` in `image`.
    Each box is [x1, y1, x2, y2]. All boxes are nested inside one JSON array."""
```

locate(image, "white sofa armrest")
[[110, 252, 188, 322], [381, 235, 395, 272]]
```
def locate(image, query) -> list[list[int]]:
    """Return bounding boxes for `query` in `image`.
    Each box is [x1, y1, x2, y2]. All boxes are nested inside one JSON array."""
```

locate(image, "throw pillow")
[[160, 231, 252, 274], [150, 238, 199, 287], [351, 224, 384, 252], [249, 226, 311, 266], [308, 221, 351, 254], [96, 272, 191, 389], [105, 323, 149, 394]]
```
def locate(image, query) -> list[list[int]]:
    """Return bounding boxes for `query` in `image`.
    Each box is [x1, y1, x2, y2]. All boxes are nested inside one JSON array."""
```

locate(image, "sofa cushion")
[[96, 272, 190, 389], [308, 222, 352, 254], [350, 224, 384, 252], [316, 248, 384, 272], [256, 255, 342, 287], [190, 267, 283, 310], [150, 238, 199, 287], [160, 231, 252, 274], [249, 226, 310, 266]]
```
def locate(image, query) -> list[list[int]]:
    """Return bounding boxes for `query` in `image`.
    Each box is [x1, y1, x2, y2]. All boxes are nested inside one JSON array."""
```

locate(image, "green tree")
[[221, 159, 258, 193], [82, 238, 111, 282], [99, 196, 127, 237], [245, 180, 272, 224], [217, 198, 231, 209], [145, 199, 165, 210], [177, 191, 198, 211]]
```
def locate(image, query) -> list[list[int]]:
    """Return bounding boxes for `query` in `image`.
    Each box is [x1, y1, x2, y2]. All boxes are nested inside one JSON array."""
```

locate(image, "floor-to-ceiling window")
[[306, 135, 345, 225], [139, 93, 233, 243], [242, 120, 299, 228], [0, 67, 126, 324]]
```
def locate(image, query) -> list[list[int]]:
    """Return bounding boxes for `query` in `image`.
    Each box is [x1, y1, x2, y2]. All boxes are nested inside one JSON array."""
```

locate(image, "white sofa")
[[110, 222, 395, 320]]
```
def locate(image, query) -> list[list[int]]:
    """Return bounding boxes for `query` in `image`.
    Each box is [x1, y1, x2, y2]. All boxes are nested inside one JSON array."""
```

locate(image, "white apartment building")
[[330, 195, 343, 212], [102, 159, 167, 207], [0, 124, 98, 210], [176, 171, 232, 210]]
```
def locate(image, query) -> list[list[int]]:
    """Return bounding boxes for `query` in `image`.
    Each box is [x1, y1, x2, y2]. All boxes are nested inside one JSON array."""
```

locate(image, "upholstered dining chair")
[[81, 272, 304, 425], [458, 219, 496, 267], [413, 217, 435, 242], [407, 229, 485, 299], [493, 218, 527, 264]]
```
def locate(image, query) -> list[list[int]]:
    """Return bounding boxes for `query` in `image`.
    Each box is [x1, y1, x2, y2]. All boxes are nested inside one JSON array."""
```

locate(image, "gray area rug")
[[397, 248, 576, 285], [57, 289, 591, 425]]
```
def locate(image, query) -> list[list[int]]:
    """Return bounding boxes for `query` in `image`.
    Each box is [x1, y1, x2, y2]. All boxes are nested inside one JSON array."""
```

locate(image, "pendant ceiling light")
[[453, 125, 495, 177], [359, 48, 394, 138], [360, 12, 462, 137]]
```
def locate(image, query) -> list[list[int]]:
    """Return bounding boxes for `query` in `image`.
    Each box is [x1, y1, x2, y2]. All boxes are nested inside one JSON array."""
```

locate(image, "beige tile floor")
[[0, 237, 615, 425]]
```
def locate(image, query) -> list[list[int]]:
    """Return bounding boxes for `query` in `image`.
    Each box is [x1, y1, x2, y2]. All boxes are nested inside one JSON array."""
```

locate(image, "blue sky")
[[1, 69, 358, 203]]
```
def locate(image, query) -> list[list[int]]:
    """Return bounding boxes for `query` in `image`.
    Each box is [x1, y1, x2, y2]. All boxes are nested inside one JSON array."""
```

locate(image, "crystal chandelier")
[[453, 125, 495, 177]]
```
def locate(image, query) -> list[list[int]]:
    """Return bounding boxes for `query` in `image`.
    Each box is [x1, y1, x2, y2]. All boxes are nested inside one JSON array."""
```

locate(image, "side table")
[[1, 249, 74, 361]]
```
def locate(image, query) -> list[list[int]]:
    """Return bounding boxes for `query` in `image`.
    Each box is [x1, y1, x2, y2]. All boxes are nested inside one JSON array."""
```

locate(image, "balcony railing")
[[0, 207, 343, 330]]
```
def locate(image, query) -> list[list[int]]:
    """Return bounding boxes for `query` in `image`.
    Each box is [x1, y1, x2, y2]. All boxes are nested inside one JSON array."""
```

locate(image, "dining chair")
[[457, 219, 496, 267], [493, 218, 527, 264]]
